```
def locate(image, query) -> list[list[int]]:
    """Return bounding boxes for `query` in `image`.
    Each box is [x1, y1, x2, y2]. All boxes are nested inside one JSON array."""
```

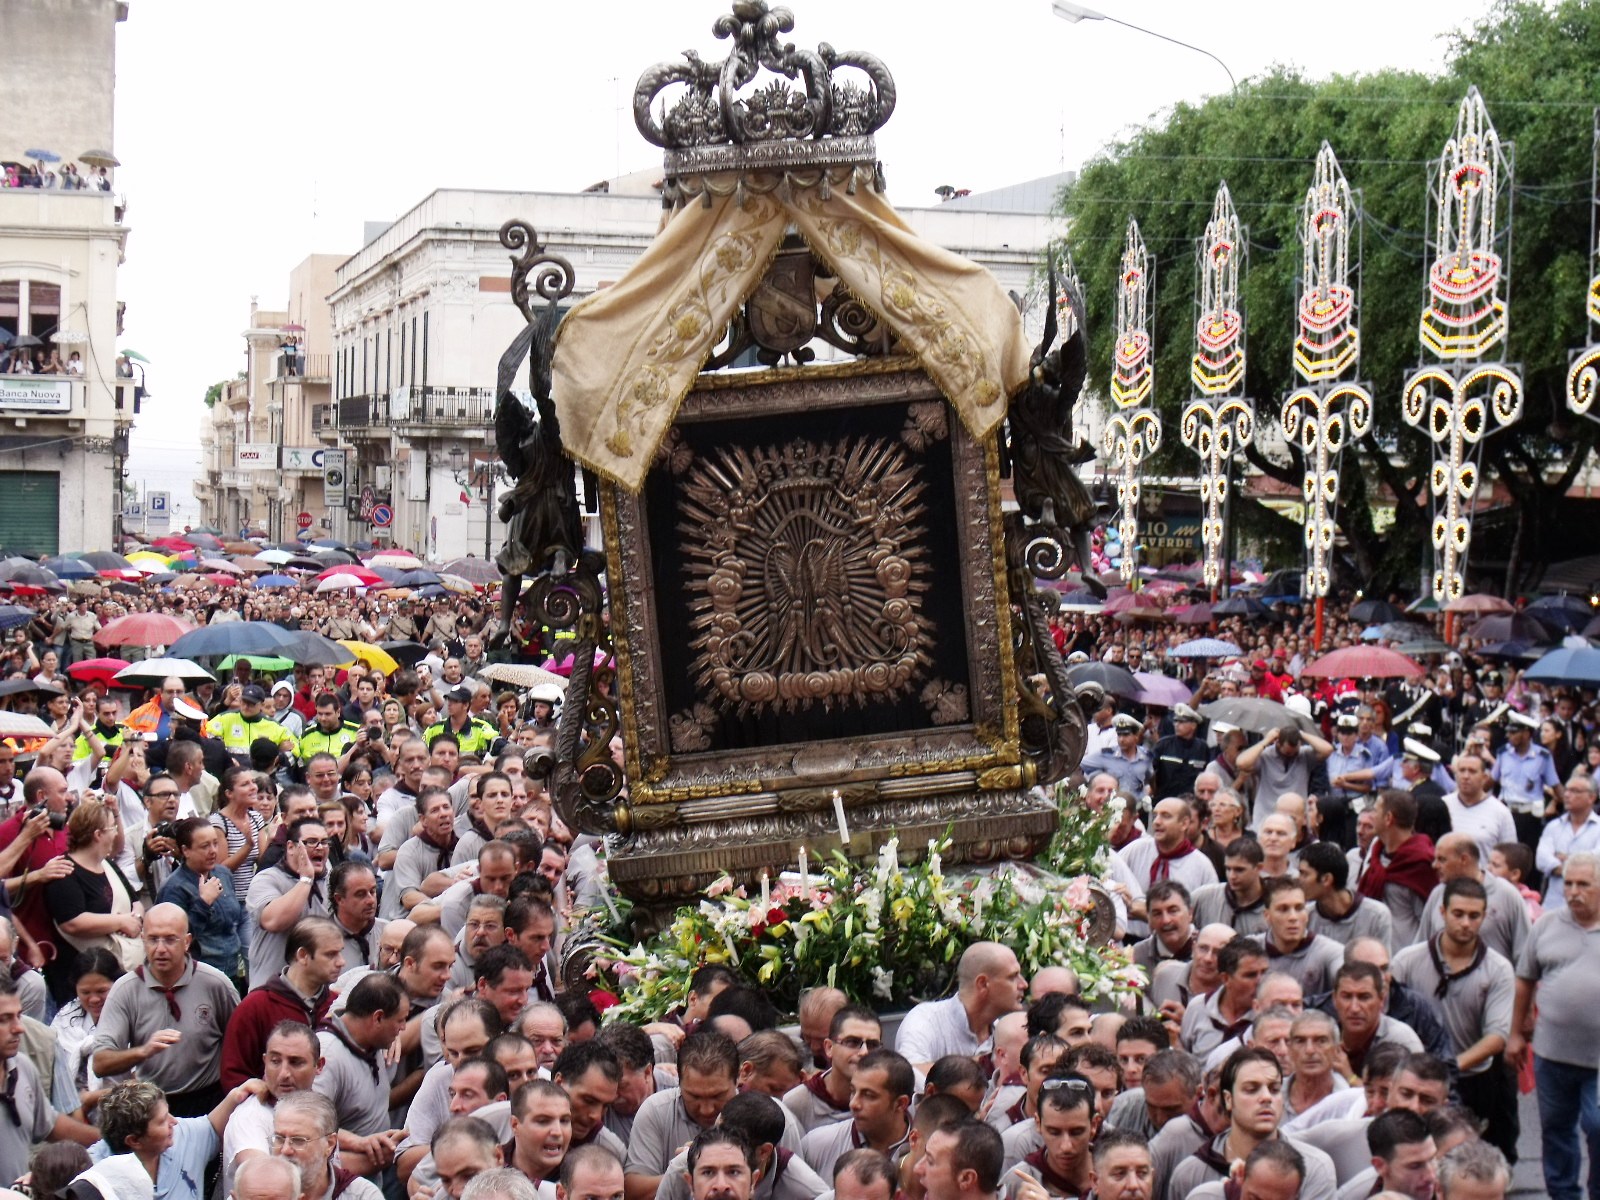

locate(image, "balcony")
[[275, 351, 331, 383], [339, 393, 390, 429], [392, 386, 493, 429]]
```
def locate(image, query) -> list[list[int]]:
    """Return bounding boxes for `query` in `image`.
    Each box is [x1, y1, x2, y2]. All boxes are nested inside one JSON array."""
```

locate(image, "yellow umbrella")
[[339, 640, 400, 676], [126, 550, 173, 566], [437, 573, 475, 596]]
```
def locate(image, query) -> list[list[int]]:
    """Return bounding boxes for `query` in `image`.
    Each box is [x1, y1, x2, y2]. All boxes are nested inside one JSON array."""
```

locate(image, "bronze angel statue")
[[488, 230, 583, 649], [1007, 260, 1105, 597]]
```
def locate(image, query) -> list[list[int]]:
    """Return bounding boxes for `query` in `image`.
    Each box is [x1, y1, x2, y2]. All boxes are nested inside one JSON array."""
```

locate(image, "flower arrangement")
[[1041, 780, 1123, 878], [594, 823, 1145, 1023]]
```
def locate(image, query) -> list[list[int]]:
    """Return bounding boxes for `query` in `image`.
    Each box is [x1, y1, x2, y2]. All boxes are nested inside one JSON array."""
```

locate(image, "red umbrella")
[[315, 565, 383, 586], [66, 657, 130, 687], [203, 573, 241, 587], [1444, 593, 1515, 616], [149, 536, 196, 553], [1105, 592, 1167, 619], [1300, 645, 1424, 680], [93, 612, 196, 648], [96, 568, 142, 581]]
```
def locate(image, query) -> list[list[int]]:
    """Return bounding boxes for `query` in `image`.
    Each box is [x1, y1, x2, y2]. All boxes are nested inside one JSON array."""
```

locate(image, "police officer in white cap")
[[1396, 736, 1452, 845], [1494, 709, 1562, 846], [1151, 704, 1209, 800], [1083, 712, 1154, 798]]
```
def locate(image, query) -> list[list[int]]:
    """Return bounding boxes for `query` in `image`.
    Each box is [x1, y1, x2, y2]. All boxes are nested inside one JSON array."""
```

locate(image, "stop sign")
[[296, 511, 313, 530]]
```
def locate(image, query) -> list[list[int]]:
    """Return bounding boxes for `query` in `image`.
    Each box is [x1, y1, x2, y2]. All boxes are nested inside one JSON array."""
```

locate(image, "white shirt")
[[1536, 810, 1600, 909], [1444, 791, 1517, 866], [221, 1093, 275, 1196]]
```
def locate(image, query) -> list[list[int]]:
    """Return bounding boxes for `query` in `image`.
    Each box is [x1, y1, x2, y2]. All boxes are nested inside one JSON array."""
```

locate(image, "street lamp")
[[1049, 1, 1238, 94]]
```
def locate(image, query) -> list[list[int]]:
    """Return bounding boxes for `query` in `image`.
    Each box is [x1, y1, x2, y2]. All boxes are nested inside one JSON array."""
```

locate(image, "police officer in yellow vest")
[[423, 685, 498, 757], [74, 694, 126, 765], [209, 683, 298, 761], [297, 690, 362, 769]]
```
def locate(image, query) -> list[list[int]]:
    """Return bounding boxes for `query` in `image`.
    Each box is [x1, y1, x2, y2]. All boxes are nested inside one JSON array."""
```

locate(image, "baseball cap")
[[241, 684, 267, 703], [446, 685, 473, 704]]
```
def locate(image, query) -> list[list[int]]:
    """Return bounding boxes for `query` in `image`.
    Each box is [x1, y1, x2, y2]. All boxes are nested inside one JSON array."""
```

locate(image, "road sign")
[[148, 492, 168, 513], [123, 502, 143, 518], [297, 529, 314, 542], [370, 503, 394, 528], [296, 511, 313, 530]]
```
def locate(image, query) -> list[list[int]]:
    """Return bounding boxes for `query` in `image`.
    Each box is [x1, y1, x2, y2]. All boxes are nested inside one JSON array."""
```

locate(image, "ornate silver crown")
[[634, 1, 895, 199]]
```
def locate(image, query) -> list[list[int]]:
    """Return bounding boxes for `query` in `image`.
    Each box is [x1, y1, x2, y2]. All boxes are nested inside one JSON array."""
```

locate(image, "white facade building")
[[324, 177, 1064, 562], [0, 0, 134, 554]]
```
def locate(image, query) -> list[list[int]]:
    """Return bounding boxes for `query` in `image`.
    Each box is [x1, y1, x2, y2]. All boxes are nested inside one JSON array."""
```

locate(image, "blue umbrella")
[[168, 620, 301, 660], [1360, 625, 1383, 642], [1170, 637, 1243, 658], [1525, 594, 1593, 635], [1523, 637, 1600, 686], [394, 569, 441, 588], [253, 573, 298, 588], [41, 556, 96, 580], [24, 149, 59, 163], [0, 605, 33, 632]]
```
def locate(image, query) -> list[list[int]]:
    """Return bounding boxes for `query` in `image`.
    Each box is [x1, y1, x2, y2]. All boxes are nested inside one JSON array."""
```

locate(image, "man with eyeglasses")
[[245, 816, 333, 989], [134, 773, 184, 902], [91, 902, 239, 1116], [783, 1004, 882, 1134], [272, 1089, 384, 1200]]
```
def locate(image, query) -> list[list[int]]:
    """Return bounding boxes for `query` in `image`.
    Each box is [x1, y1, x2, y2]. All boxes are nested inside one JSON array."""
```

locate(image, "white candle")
[[760, 870, 770, 911], [799, 848, 809, 899], [832, 789, 850, 843], [600, 884, 620, 925]]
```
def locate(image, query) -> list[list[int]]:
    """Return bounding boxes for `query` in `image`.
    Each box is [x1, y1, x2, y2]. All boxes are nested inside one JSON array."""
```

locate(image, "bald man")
[[895, 942, 1026, 1071], [1415, 833, 1531, 963], [91, 902, 240, 1115]]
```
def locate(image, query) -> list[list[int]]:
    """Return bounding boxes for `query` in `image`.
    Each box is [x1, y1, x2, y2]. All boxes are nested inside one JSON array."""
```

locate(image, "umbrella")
[[1349, 599, 1407, 624], [66, 581, 102, 597], [1300, 646, 1424, 680], [65, 657, 129, 687], [197, 558, 244, 575], [1377, 621, 1434, 644], [203, 574, 242, 587], [24, 150, 60, 163], [1104, 592, 1165, 620], [1467, 613, 1553, 644], [113, 658, 214, 688], [281, 323, 306, 333], [80, 551, 134, 571], [1406, 596, 1442, 614], [94, 612, 195, 648], [168, 621, 300, 660], [338, 641, 400, 676], [1170, 637, 1242, 658], [1395, 639, 1453, 657], [216, 655, 295, 673], [440, 557, 500, 586], [1199, 697, 1318, 735], [1525, 594, 1594, 635], [316, 565, 382, 585], [378, 640, 429, 667], [478, 662, 570, 690], [118, 348, 149, 363], [1134, 671, 1192, 707], [1065, 661, 1141, 698], [222, 541, 261, 555], [436, 574, 477, 596], [1211, 596, 1274, 619], [311, 550, 358, 567], [1472, 640, 1544, 663], [316, 573, 371, 593], [230, 557, 273, 574], [0, 712, 54, 738], [79, 150, 120, 168], [278, 631, 358, 667], [252, 574, 299, 589], [368, 552, 422, 569], [257, 549, 294, 565], [41, 557, 96, 580], [1175, 603, 1215, 626], [0, 560, 60, 589], [0, 606, 34, 633], [7, 335, 42, 351], [0, 679, 60, 700], [1445, 593, 1515, 616], [307, 539, 354, 552], [1524, 637, 1600, 687], [393, 570, 441, 588]]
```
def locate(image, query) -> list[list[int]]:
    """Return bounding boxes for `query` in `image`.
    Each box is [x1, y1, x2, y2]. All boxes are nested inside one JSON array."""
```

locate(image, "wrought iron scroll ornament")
[[1005, 258, 1104, 598], [633, 1, 895, 205], [1401, 88, 1522, 602], [1281, 143, 1373, 600]]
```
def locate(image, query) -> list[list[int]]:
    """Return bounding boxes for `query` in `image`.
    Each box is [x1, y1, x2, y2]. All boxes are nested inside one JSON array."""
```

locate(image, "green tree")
[[1061, 0, 1600, 591]]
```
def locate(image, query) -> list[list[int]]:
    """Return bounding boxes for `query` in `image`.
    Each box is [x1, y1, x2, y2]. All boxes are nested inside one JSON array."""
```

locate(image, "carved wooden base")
[[604, 787, 1059, 912]]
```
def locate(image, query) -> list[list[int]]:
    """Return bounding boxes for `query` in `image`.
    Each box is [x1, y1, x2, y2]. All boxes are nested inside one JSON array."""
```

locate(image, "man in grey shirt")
[[315, 971, 411, 1139], [91, 902, 239, 1114], [1298, 843, 1393, 950], [1415, 832, 1530, 965], [384, 788, 461, 920], [626, 1032, 748, 1200], [1236, 725, 1333, 830], [1511, 851, 1600, 1200], [245, 816, 333, 988], [1259, 878, 1345, 997], [0, 971, 95, 1184]]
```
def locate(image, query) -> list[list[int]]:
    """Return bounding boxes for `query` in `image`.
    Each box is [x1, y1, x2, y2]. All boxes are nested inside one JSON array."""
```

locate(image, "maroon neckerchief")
[[804, 1068, 849, 1111], [1209, 993, 1253, 1040], [1266, 934, 1315, 959], [1427, 934, 1487, 1000], [1023, 1148, 1084, 1197], [332, 1167, 362, 1198], [1192, 1132, 1234, 1177], [1186, 1101, 1223, 1139], [135, 964, 183, 1021], [418, 829, 457, 871], [1004, 1094, 1029, 1126], [318, 1016, 380, 1082], [1151, 839, 1197, 884], [1158, 931, 1196, 963], [1226, 886, 1265, 918]]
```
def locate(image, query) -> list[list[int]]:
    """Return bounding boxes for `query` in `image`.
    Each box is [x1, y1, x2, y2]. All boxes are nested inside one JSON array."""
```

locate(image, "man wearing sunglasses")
[[90, 902, 240, 1117], [244, 816, 333, 989], [783, 1004, 883, 1134]]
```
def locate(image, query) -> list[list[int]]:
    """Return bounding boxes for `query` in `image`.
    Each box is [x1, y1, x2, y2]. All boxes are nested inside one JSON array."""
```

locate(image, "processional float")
[[1182, 183, 1253, 593], [486, 2, 1095, 925], [1102, 220, 1160, 584], [1402, 87, 1521, 604], [1281, 144, 1371, 648]]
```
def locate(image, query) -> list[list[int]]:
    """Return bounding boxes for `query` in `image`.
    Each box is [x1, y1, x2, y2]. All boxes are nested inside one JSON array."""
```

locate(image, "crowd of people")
[[1, 161, 112, 191], [0, 347, 83, 375], [0, 568, 1588, 1200]]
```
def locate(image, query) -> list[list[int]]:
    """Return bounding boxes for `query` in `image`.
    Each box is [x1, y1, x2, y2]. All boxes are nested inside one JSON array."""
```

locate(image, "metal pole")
[[1221, 455, 1235, 599]]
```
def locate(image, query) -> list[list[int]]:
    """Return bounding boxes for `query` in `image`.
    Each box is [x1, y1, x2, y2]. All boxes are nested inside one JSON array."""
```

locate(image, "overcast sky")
[[114, 0, 1499, 526]]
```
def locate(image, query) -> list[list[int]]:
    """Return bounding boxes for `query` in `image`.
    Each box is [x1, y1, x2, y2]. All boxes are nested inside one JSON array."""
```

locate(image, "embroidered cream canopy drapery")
[[550, 173, 1034, 492]]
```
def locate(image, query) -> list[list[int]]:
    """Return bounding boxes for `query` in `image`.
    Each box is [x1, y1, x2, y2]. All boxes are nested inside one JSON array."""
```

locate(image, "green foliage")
[[1060, 0, 1600, 587]]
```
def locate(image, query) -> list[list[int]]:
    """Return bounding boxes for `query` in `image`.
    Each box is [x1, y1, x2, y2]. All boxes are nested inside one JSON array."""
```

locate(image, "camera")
[[28, 805, 66, 832], [524, 747, 556, 779], [366, 725, 383, 741], [152, 822, 176, 842]]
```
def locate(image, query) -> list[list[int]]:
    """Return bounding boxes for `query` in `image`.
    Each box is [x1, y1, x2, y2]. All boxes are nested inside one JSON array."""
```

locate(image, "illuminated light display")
[[1183, 182, 1253, 590], [1568, 112, 1600, 418], [1402, 88, 1522, 602], [1102, 218, 1161, 582], [1281, 143, 1373, 606]]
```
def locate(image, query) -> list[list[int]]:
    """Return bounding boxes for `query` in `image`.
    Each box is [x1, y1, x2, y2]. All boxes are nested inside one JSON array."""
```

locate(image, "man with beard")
[[89, 902, 238, 1117], [272, 1090, 385, 1200], [597, 1023, 666, 1145], [222, 917, 344, 1089], [329, 860, 384, 969], [246, 816, 334, 988], [223, 1020, 323, 1195]]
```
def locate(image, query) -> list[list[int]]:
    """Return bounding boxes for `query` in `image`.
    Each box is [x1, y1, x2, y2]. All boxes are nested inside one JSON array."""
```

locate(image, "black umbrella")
[[1467, 613, 1554, 644], [0, 560, 61, 589], [1350, 599, 1407, 624], [7, 335, 42, 351], [1212, 596, 1273, 619], [1065, 661, 1141, 698], [1525, 594, 1593, 635], [279, 631, 358, 666], [378, 640, 429, 667], [311, 550, 357, 566]]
